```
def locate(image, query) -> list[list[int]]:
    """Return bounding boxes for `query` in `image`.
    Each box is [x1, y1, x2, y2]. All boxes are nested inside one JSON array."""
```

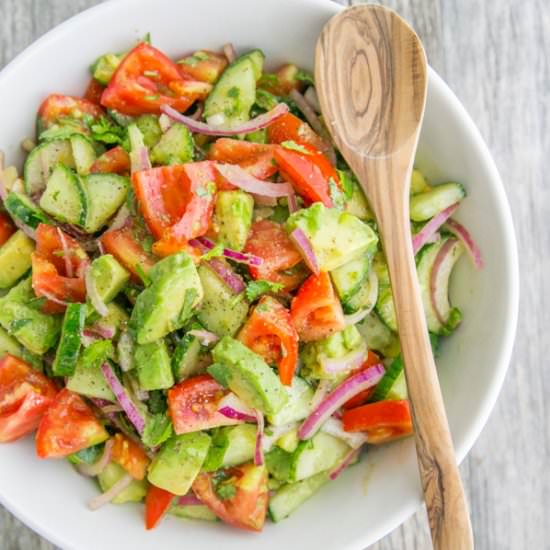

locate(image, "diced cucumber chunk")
[[239, 49, 265, 80], [83, 173, 129, 233], [0, 326, 24, 359], [268, 471, 329, 522], [171, 327, 207, 382], [170, 504, 218, 522], [375, 285, 397, 331], [0, 231, 35, 289], [409, 182, 465, 221], [203, 424, 258, 471], [276, 428, 300, 453], [98, 462, 147, 504], [52, 303, 86, 377], [40, 165, 87, 225], [70, 134, 97, 176], [92, 53, 122, 85], [356, 312, 400, 358], [343, 270, 379, 315], [136, 114, 162, 148], [151, 123, 194, 165], [331, 254, 371, 304], [370, 356, 406, 401], [5, 192, 50, 229], [24, 139, 75, 196]]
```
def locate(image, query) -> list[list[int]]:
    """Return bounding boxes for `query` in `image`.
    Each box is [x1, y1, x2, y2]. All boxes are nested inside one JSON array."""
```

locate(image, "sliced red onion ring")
[[191, 236, 263, 266], [161, 102, 289, 136], [223, 43, 237, 63], [319, 344, 368, 375], [254, 409, 265, 466], [206, 259, 246, 294], [344, 308, 371, 326], [81, 331, 98, 347], [87, 322, 116, 340], [75, 438, 114, 477], [298, 364, 385, 440], [216, 163, 293, 198], [217, 392, 256, 423], [189, 103, 204, 121], [88, 473, 133, 510], [97, 239, 106, 255], [57, 227, 74, 278], [321, 417, 368, 449], [304, 87, 321, 113], [188, 329, 219, 346], [289, 228, 319, 274], [412, 203, 459, 254], [101, 362, 146, 435], [39, 291, 70, 307], [287, 192, 298, 214], [177, 493, 202, 506], [85, 266, 109, 317], [329, 447, 361, 481], [443, 218, 484, 269]]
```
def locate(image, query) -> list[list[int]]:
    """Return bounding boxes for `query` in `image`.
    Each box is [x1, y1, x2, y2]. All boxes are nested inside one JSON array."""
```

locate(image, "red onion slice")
[[206, 259, 246, 294], [159, 114, 174, 133], [191, 236, 263, 266], [321, 417, 368, 449], [161, 102, 289, 136], [216, 163, 293, 198], [101, 362, 146, 435], [444, 218, 484, 269], [85, 266, 109, 317], [88, 473, 133, 510], [57, 227, 74, 278], [289, 228, 319, 274], [412, 203, 459, 254], [329, 447, 361, 481], [187, 329, 219, 346], [217, 392, 256, 423], [310, 380, 332, 410], [344, 308, 371, 326], [39, 291, 70, 307], [319, 344, 368, 375], [298, 364, 385, 440], [254, 409, 265, 466], [75, 438, 114, 477], [178, 493, 202, 506], [223, 43, 237, 63], [287, 191, 298, 213]]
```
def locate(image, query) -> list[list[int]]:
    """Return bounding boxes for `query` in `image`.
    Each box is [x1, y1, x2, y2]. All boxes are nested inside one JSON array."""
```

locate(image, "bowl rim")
[[0, 0, 519, 548]]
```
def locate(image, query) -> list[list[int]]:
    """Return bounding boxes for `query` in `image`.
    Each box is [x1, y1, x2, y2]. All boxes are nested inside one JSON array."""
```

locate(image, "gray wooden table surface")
[[0, 0, 547, 548]]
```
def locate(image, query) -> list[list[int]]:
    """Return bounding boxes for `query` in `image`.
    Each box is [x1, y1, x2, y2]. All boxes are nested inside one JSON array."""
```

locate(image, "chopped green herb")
[[88, 116, 127, 146], [201, 242, 224, 261], [227, 86, 240, 99], [281, 140, 311, 155], [144, 94, 161, 102], [245, 280, 284, 302], [337, 169, 356, 201], [215, 482, 237, 501], [81, 340, 114, 370], [295, 69, 315, 86], [135, 264, 151, 287], [142, 413, 173, 448]]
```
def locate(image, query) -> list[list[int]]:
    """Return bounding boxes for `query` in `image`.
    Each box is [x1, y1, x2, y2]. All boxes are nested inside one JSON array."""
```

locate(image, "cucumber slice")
[[204, 50, 264, 126], [83, 173, 129, 233], [410, 182, 465, 221], [375, 284, 397, 331], [170, 504, 218, 522], [356, 312, 400, 358], [136, 114, 162, 148], [269, 471, 329, 523], [0, 326, 24, 359], [0, 231, 35, 289], [39, 165, 87, 225], [330, 254, 370, 303], [98, 462, 147, 504], [5, 192, 50, 229], [24, 140, 75, 196], [342, 270, 378, 315], [52, 303, 86, 377], [91, 53, 122, 85], [370, 356, 406, 401], [151, 123, 194, 165], [70, 134, 97, 176]]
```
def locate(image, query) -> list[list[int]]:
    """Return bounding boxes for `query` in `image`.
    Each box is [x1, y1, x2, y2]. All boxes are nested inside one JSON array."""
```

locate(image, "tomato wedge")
[[90, 146, 130, 175], [100, 225, 156, 282], [290, 271, 345, 342], [101, 43, 211, 116], [192, 463, 269, 532], [36, 388, 109, 458], [145, 484, 175, 530], [178, 50, 228, 84], [0, 355, 57, 443], [111, 433, 150, 480], [37, 94, 104, 132], [83, 78, 106, 105], [208, 138, 279, 182], [133, 162, 217, 256], [267, 112, 327, 154], [32, 224, 89, 314], [342, 351, 381, 410], [238, 296, 299, 385], [342, 400, 413, 444], [243, 220, 306, 291], [0, 212, 16, 247], [273, 144, 339, 208], [168, 374, 238, 435]]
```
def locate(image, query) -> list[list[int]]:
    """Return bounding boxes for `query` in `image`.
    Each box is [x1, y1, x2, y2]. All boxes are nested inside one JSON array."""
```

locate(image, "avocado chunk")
[[130, 252, 203, 344], [0, 231, 35, 289], [302, 325, 367, 380], [98, 462, 147, 504], [267, 377, 314, 426], [215, 190, 254, 251], [151, 123, 194, 166], [134, 339, 174, 391], [0, 277, 61, 355], [286, 203, 378, 271], [88, 255, 130, 307], [148, 432, 211, 495], [203, 424, 258, 472], [208, 336, 288, 416]]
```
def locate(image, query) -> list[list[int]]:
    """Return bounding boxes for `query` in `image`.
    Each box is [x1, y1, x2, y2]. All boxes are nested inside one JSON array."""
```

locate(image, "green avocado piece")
[[209, 336, 288, 416], [151, 123, 194, 166], [286, 202, 378, 271], [267, 377, 314, 426], [88, 255, 130, 307], [134, 339, 174, 391], [171, 323, 209, 382], [148, 432, 211, 495], [215, 190, 254, 251], [0, 278, 61, 355], [130, 252, 203, 344], [98, 462, 147, 504], [66, 354, 116, 401], [0, 231, 35, 289], [203, 424, 258, 472]]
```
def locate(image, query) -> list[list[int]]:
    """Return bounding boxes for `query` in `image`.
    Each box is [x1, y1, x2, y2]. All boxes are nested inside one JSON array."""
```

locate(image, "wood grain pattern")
[[316, 6, 472, 549], [0, 0, 548, 549]]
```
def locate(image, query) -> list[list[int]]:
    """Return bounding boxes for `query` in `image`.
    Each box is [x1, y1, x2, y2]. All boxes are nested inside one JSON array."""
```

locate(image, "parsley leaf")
[[336, 169, 356, 201], [134, 264, 151, 287], [215, 482, 237, 501], [88, 116, 127, 146], [295, 69, 315, 86], [81, 340, 114, 370], [142, 413, 173, 448], [245, 280, 284, 302], [201, 242, 224, 261], [281, 140, 311, 155]]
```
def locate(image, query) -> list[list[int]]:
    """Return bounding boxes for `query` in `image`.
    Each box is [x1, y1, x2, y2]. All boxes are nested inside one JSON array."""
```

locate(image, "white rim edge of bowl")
[[0, 1, 520, 549]]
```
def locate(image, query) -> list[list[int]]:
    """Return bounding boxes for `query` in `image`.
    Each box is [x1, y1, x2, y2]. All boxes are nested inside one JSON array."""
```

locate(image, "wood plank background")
[[0, 0, 547, 548]]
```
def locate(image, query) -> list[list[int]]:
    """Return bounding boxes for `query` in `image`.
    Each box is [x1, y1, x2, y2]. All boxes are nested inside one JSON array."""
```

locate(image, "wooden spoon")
[[315, 5, 473, 549]]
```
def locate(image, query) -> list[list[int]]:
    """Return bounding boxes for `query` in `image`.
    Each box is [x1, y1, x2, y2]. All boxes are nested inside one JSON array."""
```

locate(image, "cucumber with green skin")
[[330, 254, 371, 303], [171, 325, 207, 382], [0, 231, 35, 289], [342, 270, 378, 315], [39, 165, 87, 225], [409, 182, 465, 221], [151, 123, 194, 166], [5, 192, 50, 229], [170, 504, 218, 522], [91, 53, 122, 85], [98, 462, 147, 504], [52, 303, 86, 377], [135, 114, 162, 148], [70, 134, 96, 176]]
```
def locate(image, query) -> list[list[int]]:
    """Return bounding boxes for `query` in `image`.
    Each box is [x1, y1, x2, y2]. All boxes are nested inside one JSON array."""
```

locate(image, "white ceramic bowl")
[[0, 0, 519, 548]]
